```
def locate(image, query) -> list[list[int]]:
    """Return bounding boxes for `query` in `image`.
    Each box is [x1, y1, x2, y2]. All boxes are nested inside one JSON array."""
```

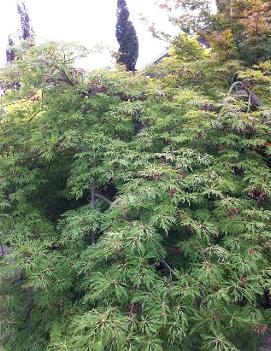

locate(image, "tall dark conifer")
[[17, 1, 34, 42], [116, 0, 139, 71], [6, 36, 16, 63]]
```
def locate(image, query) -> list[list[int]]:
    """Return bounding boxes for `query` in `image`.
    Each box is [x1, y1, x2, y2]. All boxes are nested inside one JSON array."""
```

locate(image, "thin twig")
[[160, 259, 173, 273], [226, 81, 243, 97]]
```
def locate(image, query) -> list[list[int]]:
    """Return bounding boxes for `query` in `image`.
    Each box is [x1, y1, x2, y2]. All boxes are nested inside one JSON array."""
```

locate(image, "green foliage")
[[171, 33, 209, 61], [156, 0, 271, 65], [211, 0, 271, 64], [0, 38, 271, 351]]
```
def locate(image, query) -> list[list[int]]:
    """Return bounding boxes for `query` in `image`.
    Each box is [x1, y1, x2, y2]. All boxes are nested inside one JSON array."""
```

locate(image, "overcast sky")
[[0, 0, 176, 69]]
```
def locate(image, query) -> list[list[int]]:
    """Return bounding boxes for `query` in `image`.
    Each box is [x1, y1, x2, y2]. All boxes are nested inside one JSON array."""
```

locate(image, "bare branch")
[[94, 193, 113, 208], [54, 65, 75, 86], [219, 81, 263, 118], [160, 259, 173, 273]]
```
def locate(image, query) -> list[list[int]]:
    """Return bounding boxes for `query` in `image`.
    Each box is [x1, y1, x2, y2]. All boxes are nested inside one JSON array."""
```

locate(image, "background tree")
[[5, 1, 35, 65], [155, 0, 271, 64], [211, 0, 271, 64], [116, 0, 139, 71], [6, 35, 16, 63], [17, 1, 35, 43]]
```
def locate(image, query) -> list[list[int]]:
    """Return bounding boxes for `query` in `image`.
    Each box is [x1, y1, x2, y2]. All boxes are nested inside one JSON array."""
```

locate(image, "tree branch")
[[54, 65, 75, 86], [247, 90, 252, 113], [94, 193, 113, 208], [219, 81, 263, 117], [87, 188, 113, 209], [90, 186, 96, 244], [87, 188, 114, 244], [226, 81, 243, 97], [90, 186, 96, 210], [155, 35, 200, 60], [160, 259, 173, 273]]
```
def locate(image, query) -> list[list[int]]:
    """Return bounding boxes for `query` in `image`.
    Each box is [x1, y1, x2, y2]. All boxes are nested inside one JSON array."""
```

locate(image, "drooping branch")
[[54, 65, 75, 86], [94, 193, 113, 208], [226, 81, 243, 96], [87, 182, 114, 210], [87, 187, 114, 244], [160, 259, 173, 273], [219, 81, 263, 117]]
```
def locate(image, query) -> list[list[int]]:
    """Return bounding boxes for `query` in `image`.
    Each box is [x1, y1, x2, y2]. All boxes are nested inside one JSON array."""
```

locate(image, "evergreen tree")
[[5, 2, 34, 64], [116, 0, 139, 71], [6, 35, 16, 63], [17, 1, 34, 43]]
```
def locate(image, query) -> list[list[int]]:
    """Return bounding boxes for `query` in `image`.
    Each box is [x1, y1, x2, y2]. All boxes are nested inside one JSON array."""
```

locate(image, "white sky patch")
[[0, 0, 176, 69]]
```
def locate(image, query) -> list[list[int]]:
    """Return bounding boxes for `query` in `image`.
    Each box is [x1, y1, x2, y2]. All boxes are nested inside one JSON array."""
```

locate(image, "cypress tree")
[[116, 0, 139, 71], [6, 35, 16, 63], [5, 1, 34, 64], [17, 1, 34, 43]]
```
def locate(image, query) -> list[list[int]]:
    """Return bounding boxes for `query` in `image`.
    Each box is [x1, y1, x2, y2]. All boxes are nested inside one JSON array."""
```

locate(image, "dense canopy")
[[0, 1, 271, 350]]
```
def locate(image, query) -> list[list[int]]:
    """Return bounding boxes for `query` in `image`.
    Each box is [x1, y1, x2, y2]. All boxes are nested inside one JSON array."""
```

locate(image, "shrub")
[[0, 42, 271, 350]]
